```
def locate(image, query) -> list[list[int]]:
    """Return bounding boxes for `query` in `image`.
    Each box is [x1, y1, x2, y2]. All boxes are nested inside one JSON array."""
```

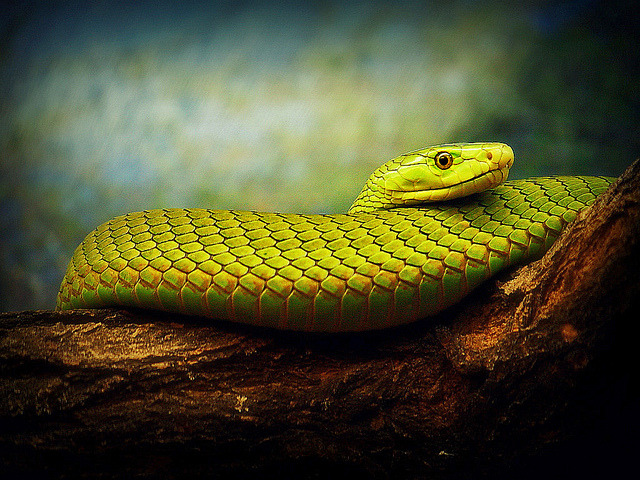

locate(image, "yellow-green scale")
[[57, 176, 612, 332]]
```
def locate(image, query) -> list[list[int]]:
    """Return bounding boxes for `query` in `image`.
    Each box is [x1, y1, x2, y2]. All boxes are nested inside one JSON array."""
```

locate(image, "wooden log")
[[1, 161, 639, 479]]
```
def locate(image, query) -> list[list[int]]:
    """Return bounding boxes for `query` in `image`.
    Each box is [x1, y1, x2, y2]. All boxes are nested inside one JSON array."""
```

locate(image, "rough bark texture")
[[1, 162, 639, 480]]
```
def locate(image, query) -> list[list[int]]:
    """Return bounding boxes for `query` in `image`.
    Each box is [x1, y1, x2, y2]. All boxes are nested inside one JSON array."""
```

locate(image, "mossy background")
[[1, 0, 638, 312]]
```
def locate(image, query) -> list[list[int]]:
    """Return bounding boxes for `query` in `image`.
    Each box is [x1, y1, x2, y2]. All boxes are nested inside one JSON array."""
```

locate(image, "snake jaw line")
[[396, 166, 511, 204]]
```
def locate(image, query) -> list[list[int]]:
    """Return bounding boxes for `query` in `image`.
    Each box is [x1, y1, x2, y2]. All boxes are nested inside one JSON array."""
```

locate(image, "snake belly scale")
[[57, 143, 613, 331]]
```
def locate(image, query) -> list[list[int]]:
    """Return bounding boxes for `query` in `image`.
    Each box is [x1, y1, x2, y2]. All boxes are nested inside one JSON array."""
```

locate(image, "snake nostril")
[[486, 152, 493, 160]]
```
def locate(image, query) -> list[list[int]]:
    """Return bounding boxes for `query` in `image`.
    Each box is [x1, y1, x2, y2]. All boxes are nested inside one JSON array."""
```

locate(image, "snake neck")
[[348, 177, 391, 214]]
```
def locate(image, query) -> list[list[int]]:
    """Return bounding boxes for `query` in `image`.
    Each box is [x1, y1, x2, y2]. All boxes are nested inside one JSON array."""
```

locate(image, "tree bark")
[[1, 162, 639, 480]]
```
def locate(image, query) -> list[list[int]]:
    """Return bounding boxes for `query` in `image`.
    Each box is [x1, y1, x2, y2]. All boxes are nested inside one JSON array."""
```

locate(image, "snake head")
[[348, 142, 514, 213]]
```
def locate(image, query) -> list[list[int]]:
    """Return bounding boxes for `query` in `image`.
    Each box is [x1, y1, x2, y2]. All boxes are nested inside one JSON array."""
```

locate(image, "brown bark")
[[1, 162, 639, 479]]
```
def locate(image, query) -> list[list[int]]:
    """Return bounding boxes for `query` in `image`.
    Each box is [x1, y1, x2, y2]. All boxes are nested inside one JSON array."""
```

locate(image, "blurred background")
[[1, 0, 638, 312]]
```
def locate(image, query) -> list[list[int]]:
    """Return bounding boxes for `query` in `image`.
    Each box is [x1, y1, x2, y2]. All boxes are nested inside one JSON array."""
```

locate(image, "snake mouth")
[[395, 166, 511, 204]]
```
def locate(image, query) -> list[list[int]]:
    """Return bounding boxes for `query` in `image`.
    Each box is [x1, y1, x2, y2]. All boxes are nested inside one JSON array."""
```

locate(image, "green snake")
[[57, 143, 613, 331]]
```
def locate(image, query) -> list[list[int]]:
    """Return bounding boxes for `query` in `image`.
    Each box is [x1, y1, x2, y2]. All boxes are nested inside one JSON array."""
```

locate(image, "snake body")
[[57, 143, 612, 331]]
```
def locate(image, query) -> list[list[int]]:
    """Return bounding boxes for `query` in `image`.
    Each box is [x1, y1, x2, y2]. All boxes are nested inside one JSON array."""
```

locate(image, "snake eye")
[[435, 152, 454, 170]]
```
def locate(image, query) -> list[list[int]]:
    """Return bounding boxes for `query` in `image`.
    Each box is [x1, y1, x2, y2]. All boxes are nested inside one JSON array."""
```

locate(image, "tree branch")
[[2, 162, 639, 479]]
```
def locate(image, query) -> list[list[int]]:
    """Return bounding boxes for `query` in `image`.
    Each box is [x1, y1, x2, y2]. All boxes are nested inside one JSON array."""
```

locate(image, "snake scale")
[[57, 143, 613, 331]]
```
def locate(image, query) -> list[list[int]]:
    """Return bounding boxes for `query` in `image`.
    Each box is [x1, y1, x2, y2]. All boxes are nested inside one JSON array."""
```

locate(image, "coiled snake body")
[[57, 143, 612, 331]]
